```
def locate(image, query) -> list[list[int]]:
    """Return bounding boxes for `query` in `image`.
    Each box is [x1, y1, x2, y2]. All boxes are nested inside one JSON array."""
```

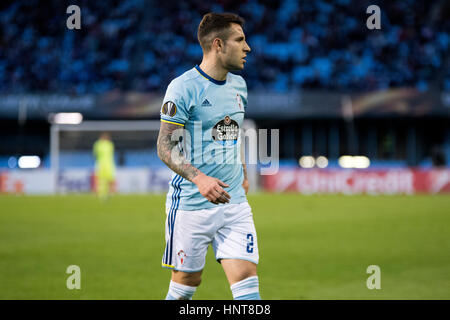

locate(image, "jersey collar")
[[195, 65, 226, 85]]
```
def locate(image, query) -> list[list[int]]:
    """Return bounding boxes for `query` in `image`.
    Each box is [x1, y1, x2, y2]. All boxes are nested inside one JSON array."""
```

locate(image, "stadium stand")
[[0, 0, 448, 94]]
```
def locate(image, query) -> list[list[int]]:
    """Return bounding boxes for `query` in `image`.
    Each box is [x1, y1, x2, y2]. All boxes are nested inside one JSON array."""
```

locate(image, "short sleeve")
[[160, 80, 189, 126]]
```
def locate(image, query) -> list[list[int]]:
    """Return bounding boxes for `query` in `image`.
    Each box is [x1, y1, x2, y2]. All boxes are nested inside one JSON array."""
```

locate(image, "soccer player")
[[157, 12, 260, 300], [93, 132, 116, 200]]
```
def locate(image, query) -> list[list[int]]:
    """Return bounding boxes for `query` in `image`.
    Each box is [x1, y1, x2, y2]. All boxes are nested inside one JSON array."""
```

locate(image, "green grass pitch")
[[0, 193, 449, 300]]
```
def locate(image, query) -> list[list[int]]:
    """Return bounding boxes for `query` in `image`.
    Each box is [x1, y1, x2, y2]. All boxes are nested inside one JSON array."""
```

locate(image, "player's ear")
[[213, 38, 223, 52]]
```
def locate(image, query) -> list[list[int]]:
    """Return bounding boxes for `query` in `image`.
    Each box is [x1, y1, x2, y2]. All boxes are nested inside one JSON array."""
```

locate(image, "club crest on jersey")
[[161, 101, 177, 117], [177, 250, 187, 265], [212, 115, 239, 146]]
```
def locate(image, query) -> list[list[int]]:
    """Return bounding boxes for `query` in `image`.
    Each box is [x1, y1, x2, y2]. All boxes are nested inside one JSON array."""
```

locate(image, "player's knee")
[[235, 269, 257, 284], [222, 259, 257, 284], [184, 274, 201, 287], [172, 270, 202, 287]]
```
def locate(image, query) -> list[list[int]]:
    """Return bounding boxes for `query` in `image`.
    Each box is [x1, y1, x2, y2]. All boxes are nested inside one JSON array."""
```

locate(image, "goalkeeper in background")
[[93, 132, 116, 200]]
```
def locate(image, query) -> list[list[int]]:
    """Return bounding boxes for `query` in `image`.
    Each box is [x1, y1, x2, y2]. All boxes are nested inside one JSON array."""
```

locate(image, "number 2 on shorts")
[[246, 233, 254, 253]]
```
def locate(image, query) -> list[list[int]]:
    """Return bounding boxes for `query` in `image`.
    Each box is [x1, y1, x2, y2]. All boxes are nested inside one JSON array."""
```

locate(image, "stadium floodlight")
[[18, 156, 41, 169], [338, 155, 370, 168], [338, 155, 354, 168], [353, 156, 370, 168], [49, 112, 83, 124], [316, 156, 328, 168], [299, 156, 315, 168]]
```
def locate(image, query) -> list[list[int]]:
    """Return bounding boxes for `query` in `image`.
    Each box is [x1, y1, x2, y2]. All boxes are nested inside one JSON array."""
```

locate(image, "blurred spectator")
[[0, 0, 448, 94]]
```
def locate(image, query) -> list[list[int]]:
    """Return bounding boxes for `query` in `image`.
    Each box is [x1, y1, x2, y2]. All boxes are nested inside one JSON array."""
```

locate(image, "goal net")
[[50, 120, 258, 194]]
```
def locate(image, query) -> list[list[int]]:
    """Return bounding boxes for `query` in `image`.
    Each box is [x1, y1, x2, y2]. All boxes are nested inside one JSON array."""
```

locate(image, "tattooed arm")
[[157, 121, 230, 204], [156, 121, 200, 181]]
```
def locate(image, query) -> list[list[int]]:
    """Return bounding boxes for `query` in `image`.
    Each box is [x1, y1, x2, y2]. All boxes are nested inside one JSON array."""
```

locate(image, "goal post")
[[50, 119, 258, 194]]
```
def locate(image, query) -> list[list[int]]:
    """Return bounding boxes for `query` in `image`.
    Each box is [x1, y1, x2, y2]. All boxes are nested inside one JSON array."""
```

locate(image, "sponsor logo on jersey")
[[161, 101, 177, 117], [212, 115, 239, 145]]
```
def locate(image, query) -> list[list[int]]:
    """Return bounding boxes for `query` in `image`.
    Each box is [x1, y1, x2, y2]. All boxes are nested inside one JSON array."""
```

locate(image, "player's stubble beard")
[[221, 42, 245, 71]]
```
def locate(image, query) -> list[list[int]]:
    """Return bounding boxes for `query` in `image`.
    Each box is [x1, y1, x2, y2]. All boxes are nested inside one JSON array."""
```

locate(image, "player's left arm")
[[241, 138, 249, 194], [241, 78, 249, 195], [242, 162, 249, 194]]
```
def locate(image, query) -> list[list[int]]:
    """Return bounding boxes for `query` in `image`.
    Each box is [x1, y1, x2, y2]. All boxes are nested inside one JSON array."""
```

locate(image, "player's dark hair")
[[197, 12, 245, 52]]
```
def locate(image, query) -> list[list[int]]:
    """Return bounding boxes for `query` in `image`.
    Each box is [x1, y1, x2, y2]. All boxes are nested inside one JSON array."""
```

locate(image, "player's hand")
[[192, 173, 230, 205], [242, 178, 249, 194]]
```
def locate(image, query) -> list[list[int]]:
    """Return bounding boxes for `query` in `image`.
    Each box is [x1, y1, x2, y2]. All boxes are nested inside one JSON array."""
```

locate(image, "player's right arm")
[[157, 121, 230, 204]]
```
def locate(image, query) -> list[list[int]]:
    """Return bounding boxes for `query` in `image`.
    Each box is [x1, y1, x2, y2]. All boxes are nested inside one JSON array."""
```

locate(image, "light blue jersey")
[[160, 65, 248, 211]]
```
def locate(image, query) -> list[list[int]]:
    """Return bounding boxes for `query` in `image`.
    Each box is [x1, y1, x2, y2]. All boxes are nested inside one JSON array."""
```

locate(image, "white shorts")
[[161, 201, 259, 273]]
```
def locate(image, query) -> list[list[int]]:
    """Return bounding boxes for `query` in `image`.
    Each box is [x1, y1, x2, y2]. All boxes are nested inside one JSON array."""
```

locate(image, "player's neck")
[[198, 59, 228, 82]]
